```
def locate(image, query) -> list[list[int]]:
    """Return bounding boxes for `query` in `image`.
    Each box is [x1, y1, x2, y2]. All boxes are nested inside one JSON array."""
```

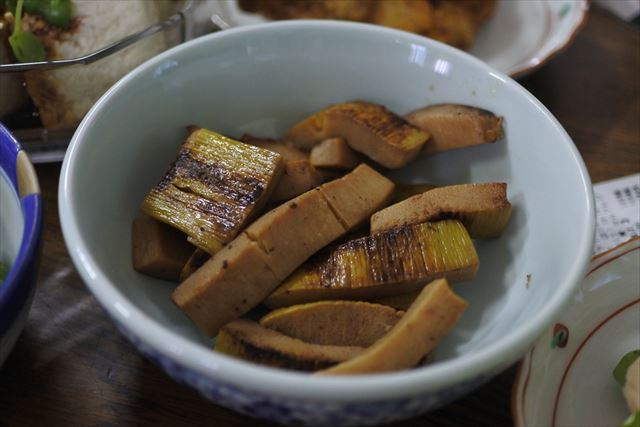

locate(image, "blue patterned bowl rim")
[[0, 122, 42, 321]]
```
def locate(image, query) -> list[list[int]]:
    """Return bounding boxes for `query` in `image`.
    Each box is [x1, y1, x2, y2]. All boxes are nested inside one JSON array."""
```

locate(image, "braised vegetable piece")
[[309, 137, 363, 170], [172, 165, 394, 336], [172, 233, 280, 336], [141, 128, 284, 254], [371, 183, 512, 238], [319, 278, 467, 374], [179, 248, 211, 282], [265, 219, 479, 308], [131, 214, 195, 282], [405, 104, 503, 155], [260, 301, 403, 347], [215, 319, 364, 371], [286, 101, 430, 169]]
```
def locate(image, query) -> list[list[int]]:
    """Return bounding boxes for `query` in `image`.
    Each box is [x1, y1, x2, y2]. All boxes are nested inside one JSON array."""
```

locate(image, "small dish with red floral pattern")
[[513, 237, 640, 427]]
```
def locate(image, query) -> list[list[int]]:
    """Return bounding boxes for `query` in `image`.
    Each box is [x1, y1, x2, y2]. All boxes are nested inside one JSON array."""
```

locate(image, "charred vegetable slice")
[[265, 220, 479, 308], [260, 301, 403, 347], [286, 101, 430, 169], [319, 278, 467, 375], [371, 182, 512, 238], [141, 128, 283, 254], [215, 319, 364, 371]]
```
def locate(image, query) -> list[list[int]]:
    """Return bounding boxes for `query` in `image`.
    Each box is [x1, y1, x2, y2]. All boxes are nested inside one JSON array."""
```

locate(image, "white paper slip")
[[593, 173, 640, 254]]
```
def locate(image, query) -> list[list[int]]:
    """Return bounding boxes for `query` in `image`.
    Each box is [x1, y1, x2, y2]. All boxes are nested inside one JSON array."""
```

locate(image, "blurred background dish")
[[210, 0, 589, 78], [512, 237, 640, 427], [0, 0, 589, 163], [0, 0, 219, 162], [0, 122, 42, 367]]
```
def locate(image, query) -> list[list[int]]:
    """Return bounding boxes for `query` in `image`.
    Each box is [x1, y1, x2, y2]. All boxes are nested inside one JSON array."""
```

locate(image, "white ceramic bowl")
[[59, 21, 595, 426]]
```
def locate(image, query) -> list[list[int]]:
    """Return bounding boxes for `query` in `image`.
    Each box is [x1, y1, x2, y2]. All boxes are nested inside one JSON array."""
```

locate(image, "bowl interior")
[[60, 22, 594, 396]]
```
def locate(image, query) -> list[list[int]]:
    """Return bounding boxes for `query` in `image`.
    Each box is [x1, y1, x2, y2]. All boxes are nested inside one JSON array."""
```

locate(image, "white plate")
[[513, 237, 640, 427], [208, 0, 589, 78]]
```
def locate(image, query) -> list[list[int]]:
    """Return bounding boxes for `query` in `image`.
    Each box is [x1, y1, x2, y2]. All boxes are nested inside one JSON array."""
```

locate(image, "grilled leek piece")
[[264, 219, 479, 308], [285, 101, 430, 169], [141, 128, 284, 254], [260, 301, 403, 347], [215, 319, 364, 371], [371, 182, 512, 238]]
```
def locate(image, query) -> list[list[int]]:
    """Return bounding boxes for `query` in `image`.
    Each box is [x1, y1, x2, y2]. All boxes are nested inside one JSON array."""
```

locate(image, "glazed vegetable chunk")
[[286, 101, 430, 168], [172, 233, 279, 337], [405, 104, 503, 155], [265, 220, 479, 308], [371, 182, 512, 238], [141, 128, 283, 254]]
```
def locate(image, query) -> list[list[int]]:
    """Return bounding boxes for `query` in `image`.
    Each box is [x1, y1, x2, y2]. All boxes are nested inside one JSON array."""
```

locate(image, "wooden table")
[[1, 5, 638, 426]]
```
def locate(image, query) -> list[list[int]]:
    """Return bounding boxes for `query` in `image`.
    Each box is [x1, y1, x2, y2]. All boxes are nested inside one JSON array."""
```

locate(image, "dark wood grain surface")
[[1, 6, 638, 427]]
